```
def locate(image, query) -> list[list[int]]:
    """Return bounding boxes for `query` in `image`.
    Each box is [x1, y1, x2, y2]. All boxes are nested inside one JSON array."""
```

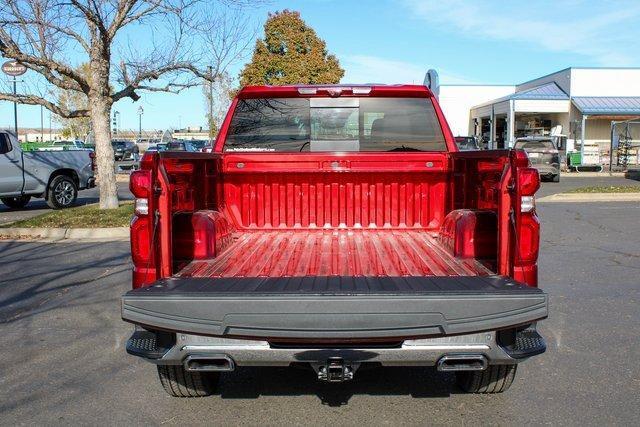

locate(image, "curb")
[[0, 227, 129, 241], [560, 172, 627, 178], [537, 193, 640, 203]]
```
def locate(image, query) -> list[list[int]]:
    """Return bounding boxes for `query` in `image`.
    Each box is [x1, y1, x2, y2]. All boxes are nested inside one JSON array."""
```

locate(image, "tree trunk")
[[88, 41, 118, 210], [90, 94, 118, 209]]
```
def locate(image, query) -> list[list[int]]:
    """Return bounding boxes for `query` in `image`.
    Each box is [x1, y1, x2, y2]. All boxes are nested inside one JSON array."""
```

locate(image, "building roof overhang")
[[572, 97, 640, 115], [471, 82, 569, 110]]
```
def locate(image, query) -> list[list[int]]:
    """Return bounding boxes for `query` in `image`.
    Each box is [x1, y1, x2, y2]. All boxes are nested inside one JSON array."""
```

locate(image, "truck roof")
[[237, 84, 434, 98]]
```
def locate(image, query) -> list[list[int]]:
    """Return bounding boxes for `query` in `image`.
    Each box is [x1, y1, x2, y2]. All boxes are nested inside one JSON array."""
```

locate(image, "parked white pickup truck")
[[0, 131, 95, 209]]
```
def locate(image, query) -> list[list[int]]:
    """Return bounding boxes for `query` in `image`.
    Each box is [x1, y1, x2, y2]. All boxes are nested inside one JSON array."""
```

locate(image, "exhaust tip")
[[437, 354, 488, 372], [184, 354, 235, 372]]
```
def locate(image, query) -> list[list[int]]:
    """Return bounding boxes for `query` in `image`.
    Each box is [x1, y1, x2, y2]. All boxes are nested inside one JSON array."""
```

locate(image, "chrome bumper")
[[127, 329, 545, 368]]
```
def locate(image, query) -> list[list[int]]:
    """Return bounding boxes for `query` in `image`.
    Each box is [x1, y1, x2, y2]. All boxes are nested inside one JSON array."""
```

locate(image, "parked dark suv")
[[112, 140, 139, 161], [514, 137, 560, 182], [454, 136, 480, 151]]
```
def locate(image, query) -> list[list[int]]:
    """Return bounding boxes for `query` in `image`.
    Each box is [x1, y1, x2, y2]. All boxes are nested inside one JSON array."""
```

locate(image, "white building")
[[439, 67, 640, 156], [438, 85, 514, 137]]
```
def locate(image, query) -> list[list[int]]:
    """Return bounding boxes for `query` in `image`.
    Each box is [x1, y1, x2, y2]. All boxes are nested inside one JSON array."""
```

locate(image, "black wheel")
[[456, 364, 517, 394], [1, 195, 31, 209], [157, 365, 219, 398], [552, 174, 560, 183], [46, 175, 78, 209]]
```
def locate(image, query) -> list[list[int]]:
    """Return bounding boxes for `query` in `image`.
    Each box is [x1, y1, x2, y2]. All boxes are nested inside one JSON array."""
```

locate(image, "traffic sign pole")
[[13, 77, 18, 135], [2, 61, 28, 137]]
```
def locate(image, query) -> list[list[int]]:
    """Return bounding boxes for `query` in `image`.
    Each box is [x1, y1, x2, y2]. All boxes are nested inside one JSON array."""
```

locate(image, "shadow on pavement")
[[215, 365, 459, 406], [0, 241, 130, 323]]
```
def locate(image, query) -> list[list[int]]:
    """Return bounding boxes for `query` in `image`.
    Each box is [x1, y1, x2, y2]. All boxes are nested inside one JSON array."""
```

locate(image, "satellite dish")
[[423, 69, 440, 98]]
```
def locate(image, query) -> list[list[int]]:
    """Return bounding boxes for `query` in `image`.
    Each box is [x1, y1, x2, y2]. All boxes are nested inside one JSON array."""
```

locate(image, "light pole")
[[112, 110, 120, 135], [40, 105, 44, 142], [12, 78, 18, 135], [137, 106, 144, 140], [2, 61, 27, 137], [208, 65, 214, 144]]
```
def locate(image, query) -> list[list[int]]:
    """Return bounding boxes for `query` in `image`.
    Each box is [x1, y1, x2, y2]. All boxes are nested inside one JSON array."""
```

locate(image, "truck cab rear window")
[[225, 97, 446, 152]]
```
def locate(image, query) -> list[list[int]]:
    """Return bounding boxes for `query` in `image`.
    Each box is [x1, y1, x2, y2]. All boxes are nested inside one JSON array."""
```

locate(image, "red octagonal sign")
[[2, 60, 27, 76]]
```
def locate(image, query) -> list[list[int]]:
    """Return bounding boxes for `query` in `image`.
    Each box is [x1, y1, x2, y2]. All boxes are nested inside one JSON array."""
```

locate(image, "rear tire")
[[46, 175, 78, 209], [456, 364, 517, 394], [157, 365, 219, 397], [552, 174, 560, 183], [1, 195, 31, 209]]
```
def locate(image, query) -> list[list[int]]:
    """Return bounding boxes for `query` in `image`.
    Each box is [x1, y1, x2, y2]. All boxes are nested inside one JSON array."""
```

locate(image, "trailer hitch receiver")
[[317, 357, 355, 382]]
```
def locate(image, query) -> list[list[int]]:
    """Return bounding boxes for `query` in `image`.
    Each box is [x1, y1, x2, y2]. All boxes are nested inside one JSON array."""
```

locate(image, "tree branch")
[[107, 0, 137, 39], [68, 0, 107, 34], [136, 81, 197, 93], [0, 92, 88, 118], [0, 27, 90, 92], [111, 61, 214, 101]]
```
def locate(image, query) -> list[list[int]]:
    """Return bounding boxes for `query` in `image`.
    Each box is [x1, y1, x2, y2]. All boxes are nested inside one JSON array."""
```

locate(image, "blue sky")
[[3, 0, 640, 131]]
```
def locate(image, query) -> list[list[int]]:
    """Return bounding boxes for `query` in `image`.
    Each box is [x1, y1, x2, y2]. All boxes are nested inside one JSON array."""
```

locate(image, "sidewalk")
[[0, 226, 128, 241], [560, 171, 626, 178], [538, 192, 640, 203]]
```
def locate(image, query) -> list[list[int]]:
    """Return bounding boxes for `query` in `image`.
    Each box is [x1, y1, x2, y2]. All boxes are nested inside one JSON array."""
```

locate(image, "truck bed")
[[122, 230, 547, 340], [176, 230, 492, 278]]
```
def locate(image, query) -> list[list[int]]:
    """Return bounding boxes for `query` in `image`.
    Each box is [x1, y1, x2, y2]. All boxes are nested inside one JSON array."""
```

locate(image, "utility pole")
[[40, 104, 44, 142], [13, 78, 18, 136], [137, 106, 144, 139], [2, 61, 27, 138], [112, 111, 120, 136], [208, 65, 214, 144]]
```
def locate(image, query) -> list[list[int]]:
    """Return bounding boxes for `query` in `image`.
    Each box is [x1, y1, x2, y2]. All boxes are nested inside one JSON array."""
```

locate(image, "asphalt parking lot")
[[1, 178, 639, 425]]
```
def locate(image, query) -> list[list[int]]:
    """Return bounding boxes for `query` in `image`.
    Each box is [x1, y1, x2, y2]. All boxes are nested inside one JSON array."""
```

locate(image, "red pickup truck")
[[122, 84, 547, 397]]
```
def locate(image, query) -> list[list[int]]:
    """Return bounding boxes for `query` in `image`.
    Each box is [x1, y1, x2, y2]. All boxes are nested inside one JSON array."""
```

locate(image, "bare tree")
[[202, 71, 232, 138], [0, 0, 254, 208], [54, 63, 91, 139]]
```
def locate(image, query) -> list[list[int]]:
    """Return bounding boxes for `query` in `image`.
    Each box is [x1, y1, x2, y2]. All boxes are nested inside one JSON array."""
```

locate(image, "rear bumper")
[[121, 276, 548, 340], [533, 165, 559, 176], [86, 177, 96, 189], [126, 326, 546, 367]]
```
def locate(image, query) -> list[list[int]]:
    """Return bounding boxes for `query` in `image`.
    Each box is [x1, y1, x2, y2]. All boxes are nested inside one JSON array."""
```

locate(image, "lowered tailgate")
[[122, 275, 547, 339]]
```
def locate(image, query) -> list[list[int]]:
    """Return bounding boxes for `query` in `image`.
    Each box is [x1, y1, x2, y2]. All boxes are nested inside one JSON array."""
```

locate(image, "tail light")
[[129, 153, 160, 288], [521, 196, 535, 213], [515, 165, 541, 286], [89, 151, 96, 171], [135, 198, 149, 215], [130, 170, 151, 216], [518, 167, 540, 213]]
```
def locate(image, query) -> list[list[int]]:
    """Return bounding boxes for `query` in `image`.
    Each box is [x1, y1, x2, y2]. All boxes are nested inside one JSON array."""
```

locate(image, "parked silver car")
[[0, 131, 95, 209], [514, 137, 560, 182]]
